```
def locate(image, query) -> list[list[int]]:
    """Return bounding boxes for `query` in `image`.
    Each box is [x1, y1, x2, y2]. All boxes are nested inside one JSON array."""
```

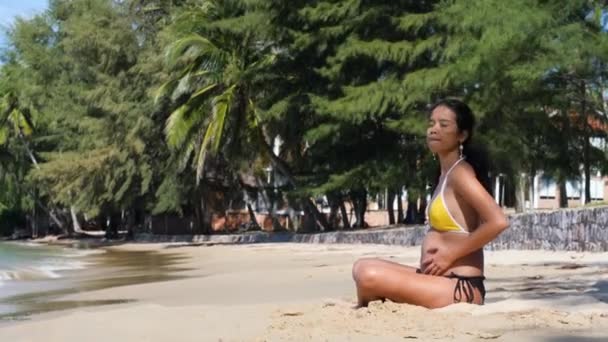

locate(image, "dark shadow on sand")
[[543, 336, 608, 342], [0, 247, 194, 321], [484, 266, 608, 306]]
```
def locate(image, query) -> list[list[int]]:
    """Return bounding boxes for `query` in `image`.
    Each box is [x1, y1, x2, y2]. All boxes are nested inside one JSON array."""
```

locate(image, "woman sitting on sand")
[[352, 99, 509, 309]]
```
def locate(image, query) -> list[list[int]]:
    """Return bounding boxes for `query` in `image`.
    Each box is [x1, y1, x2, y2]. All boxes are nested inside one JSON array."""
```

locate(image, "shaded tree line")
[[1, 0, 607, 237]]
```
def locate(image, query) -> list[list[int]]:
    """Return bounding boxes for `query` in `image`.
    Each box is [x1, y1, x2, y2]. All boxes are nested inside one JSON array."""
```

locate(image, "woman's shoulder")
[[452, 160, 476, 179], [449, 160, 480, 189]]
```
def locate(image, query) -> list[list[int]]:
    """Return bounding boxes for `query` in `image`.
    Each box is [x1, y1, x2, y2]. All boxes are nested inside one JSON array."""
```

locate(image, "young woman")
[[352, 99, 509, 309]]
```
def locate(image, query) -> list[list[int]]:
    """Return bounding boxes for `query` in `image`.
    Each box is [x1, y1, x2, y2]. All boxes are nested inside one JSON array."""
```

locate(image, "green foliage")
[[286, 0, 439, 203], [157, 0, 282, 183], [1, 0, 608, 234]]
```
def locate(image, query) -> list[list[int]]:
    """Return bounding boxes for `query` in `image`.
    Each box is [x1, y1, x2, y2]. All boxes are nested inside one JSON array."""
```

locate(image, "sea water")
[[0, 241, 100, 317]]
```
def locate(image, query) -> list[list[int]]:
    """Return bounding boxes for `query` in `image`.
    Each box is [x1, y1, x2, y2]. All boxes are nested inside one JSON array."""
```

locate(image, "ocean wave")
[[1, 267, 56, 282], [11, 242, 106, 257], [0, 242, 102, 286], [64, 249, 106, 257], [0, 259, 89, 283]]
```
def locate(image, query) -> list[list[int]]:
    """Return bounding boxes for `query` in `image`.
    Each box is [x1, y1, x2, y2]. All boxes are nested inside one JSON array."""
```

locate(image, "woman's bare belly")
[[420, 229, 484, 276]]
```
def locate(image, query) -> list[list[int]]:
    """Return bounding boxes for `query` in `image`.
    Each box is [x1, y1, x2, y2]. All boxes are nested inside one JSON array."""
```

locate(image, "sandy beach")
[[1, 242, 607, 341]]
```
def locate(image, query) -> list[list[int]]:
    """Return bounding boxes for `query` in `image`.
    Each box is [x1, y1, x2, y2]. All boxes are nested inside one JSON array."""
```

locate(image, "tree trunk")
[[194, 199, 203, 234], [105, 212, 121, 239], [351, 189, 367, 228], [125, 209, 135, 240], [529, 169, 536, 210], [33, 199, 66, 234], [238, 178, 261, 231], [31, 204, 38, 238], [200, 195, 211, 234], [515, 173, 526, 213], [405, 198, 417, 224], [328, 204, 338, 231], [246, 202, 261, 231], [258, 185, 285, 232], [387, 189, 396, 225], [304, 198, 331, 231], [338, 200, 349, 229], [327, 193, 340, 231], [190, 185, 208, 235], [70, 206, 105, 237], [417, 196, 427, 224], [584, 139, 591, 204], [351, 196, 359, 228], [268, 189, 286, 232], [285, 196, 302, 232], [558, 178, 568, 208], [581, 80, 591, 204], [19, 133, 39, 168], [21, 134, 69, 233], [396, 191, 404, 223]]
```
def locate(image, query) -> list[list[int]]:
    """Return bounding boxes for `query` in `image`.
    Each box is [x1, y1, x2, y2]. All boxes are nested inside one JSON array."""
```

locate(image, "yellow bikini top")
[[426, 157, 469, 234]]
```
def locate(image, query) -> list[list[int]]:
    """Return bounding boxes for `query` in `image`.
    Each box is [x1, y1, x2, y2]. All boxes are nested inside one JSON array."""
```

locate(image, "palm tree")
[[0, 91, 37, 166], [1, 81, 105, 237], [157, 1, 335, 232], [157, 0, 280, 183], [0, 88, 71, 234], [156, 0, 300, 231]]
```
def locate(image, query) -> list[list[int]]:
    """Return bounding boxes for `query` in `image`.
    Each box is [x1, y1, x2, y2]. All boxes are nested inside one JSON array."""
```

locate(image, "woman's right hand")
[[421, 244, 457, 276]]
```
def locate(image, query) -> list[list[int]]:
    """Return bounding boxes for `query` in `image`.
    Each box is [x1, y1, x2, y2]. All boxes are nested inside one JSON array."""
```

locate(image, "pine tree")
[[406, 0, 608, 210], [281, 0, 439, 227]]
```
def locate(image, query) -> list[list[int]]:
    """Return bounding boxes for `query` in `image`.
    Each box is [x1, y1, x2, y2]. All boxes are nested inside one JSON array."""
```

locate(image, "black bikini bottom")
[[416, 269, 486, 304]]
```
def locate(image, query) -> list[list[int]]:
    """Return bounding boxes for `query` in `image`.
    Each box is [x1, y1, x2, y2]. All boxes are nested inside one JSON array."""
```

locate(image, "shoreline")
[[0, 242, 607, 341], [0, 241, 190, 323]]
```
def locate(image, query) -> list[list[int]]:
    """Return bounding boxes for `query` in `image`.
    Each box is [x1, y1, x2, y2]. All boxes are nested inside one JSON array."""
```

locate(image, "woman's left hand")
[[421, 246, 456, 276]]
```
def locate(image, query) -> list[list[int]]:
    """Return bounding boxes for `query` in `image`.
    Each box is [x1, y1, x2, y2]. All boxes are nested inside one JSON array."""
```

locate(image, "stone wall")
[[489, 206, 608, 252], [135, 225, 427, 246], [135, 206, 608, 252]]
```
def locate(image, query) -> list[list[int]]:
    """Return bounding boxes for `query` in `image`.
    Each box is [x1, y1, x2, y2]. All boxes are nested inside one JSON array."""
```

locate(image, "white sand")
[[1, 243, 607, 341]]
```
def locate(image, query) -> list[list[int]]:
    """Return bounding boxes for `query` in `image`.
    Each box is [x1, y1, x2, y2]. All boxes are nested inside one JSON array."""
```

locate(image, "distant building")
[[533, 172, 607, 209], [494, 113, 608, 210]]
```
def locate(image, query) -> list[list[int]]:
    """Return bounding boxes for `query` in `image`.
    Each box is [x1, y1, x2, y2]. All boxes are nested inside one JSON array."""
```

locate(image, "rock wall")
[[135, 206, 608, 252], [489, 206, 608, 252]]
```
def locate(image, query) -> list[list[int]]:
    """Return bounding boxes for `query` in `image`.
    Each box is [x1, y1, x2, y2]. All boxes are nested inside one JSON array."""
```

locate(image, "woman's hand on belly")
[[421, 232, 484, 276], [420, 240, 457, 276]]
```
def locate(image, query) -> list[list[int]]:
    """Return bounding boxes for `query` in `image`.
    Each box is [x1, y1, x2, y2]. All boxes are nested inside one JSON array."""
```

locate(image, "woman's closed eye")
[[429, 120, 448, 127]]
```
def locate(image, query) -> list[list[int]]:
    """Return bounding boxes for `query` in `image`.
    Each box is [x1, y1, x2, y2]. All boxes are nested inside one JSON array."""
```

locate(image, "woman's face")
[[426, 105, 467, 154]]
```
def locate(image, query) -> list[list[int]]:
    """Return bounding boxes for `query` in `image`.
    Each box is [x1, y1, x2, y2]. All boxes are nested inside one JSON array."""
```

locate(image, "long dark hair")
[[429, 98, 492, 195]]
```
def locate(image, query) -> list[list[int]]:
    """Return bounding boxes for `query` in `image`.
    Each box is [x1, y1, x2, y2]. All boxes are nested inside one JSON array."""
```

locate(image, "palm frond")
[[178, 139, 195, 172], [195, 126, 213, 184], [242, 53, 277, 80], [165, 104, 194, 149], [191, 83, 218, 100], [0, 127, 8, 146], [165, 35, 220, 69], [154, 78, 179, 104], [247, 98, 261, 129], [210, 85, 235, 152], [11, 109, 34, 136]]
